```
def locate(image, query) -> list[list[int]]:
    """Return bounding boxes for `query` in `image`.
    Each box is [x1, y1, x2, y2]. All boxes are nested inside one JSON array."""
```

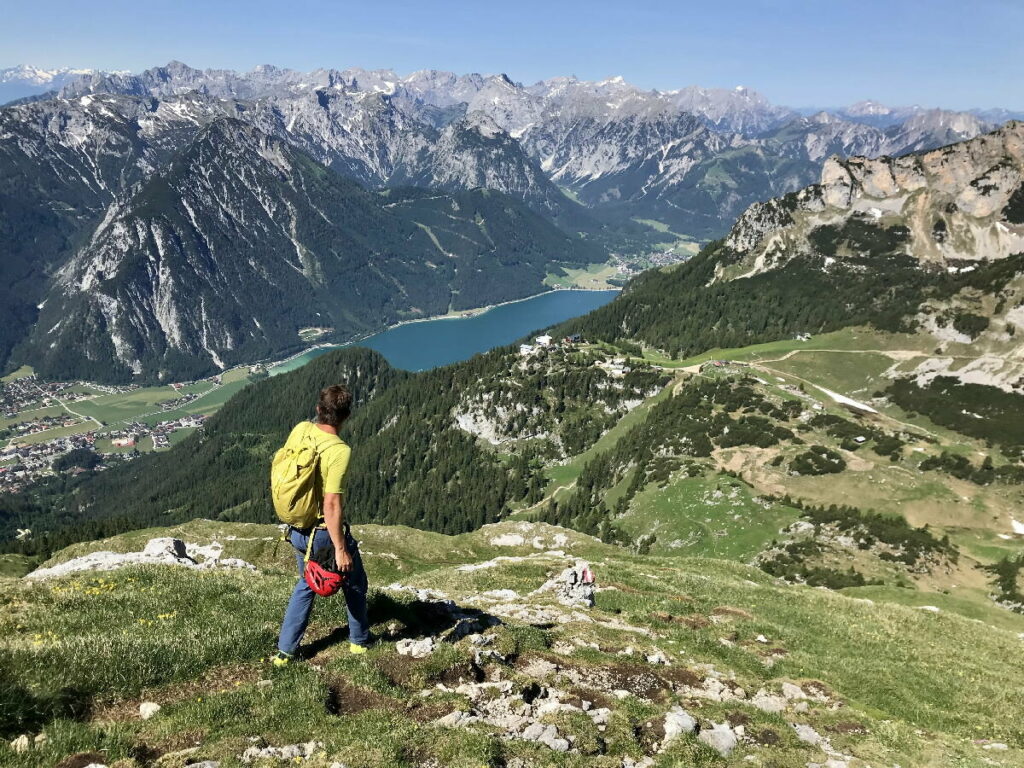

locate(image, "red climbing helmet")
[[304, 559, 345, 596]]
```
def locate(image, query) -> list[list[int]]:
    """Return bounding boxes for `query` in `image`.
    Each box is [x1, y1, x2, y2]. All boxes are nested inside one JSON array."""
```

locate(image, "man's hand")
[[335, 546, 354, 573]]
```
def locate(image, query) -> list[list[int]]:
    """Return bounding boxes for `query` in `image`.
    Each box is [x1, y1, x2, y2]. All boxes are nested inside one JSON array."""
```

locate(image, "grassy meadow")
[[2, 520, 1023, 767]]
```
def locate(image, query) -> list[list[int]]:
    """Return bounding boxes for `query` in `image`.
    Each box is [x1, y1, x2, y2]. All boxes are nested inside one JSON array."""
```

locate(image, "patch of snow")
[[813, 385, 878, 414]]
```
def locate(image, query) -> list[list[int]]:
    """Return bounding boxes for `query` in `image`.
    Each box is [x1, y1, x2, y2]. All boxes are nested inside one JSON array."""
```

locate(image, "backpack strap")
[[303, 523, 326, 563]]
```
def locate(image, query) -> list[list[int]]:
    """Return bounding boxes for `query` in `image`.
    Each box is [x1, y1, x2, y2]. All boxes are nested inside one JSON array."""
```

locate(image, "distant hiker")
[[270, 384, 370, 666]]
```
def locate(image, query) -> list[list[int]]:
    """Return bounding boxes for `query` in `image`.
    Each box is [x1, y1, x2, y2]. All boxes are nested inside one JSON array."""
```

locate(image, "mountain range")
[[55, 61, 1005, 237], [0, 65, 105, 104], [12, 121, 1023, 551], [1, 60, 1022, 382], [4, 52, 1024, 768]]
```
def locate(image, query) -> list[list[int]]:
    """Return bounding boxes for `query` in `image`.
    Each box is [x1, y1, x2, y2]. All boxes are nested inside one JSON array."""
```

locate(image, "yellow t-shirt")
[[286, 421, 351, 495]]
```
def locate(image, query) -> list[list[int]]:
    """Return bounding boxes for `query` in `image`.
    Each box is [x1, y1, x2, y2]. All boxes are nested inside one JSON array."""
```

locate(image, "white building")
[[519, 344, 535, 356], [535, 334, 553, 347]]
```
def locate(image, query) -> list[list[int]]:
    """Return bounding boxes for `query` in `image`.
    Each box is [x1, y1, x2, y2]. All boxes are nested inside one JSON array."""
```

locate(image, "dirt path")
[[757, 348, 925, 364], [757, 347, 1020, 365], [750, 361, 942, 440]]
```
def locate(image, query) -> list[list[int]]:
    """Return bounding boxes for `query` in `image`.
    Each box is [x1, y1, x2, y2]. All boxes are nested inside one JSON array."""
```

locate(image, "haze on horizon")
[[3, 0, 1022, 112]]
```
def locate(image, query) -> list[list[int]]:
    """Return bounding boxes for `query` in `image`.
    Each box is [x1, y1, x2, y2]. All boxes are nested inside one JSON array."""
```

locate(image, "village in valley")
[[0, 366, 252, 494]]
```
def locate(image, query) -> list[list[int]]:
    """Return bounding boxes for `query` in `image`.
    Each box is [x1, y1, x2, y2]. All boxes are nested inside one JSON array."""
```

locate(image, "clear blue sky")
[[4, 0, 1021, 110]]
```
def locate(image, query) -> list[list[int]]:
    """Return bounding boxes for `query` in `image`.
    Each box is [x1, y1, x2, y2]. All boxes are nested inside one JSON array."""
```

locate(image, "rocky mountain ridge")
[[718, 120, 1024, 275], [51, 61, 1000, 237], [0, 64, 105, 104], [0, 62, 1017, 379]]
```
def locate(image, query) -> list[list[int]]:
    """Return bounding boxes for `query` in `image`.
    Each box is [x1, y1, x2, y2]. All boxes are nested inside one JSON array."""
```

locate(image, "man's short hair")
[[317, 385, 353, 428]]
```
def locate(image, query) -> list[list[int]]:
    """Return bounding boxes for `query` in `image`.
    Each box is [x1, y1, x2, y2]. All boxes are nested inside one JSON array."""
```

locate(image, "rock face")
[[56, 62, 994, 239], [720, 121, 1024, 277], [662, 706, 698, 742], [698, 722, 739, 756], [24, 538, 256, 580]]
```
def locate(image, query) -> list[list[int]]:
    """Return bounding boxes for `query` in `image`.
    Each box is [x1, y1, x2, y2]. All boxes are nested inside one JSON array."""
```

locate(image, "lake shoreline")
[[269, 287, 621, 375], [269, 287, 621, 374]]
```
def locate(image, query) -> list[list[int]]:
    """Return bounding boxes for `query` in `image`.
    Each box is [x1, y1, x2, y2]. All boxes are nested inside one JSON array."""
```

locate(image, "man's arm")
[[322, 493, 353, 572]]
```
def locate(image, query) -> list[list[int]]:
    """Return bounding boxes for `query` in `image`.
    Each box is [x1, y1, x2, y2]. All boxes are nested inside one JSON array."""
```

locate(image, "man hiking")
[[272, 384, 371, 666]]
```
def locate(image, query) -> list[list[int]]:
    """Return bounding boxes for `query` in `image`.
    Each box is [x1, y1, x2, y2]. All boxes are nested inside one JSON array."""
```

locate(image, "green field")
[[766, 350, 902, 398], [1, 405, 66, 430], [2, 365, 258, 456], [59, 373, 250, 429], [0, 553, 35, 578], [72, 387, 184, 425], [0, 365, 34, 383], [642, 327, 937, 369], [619, 472, 799, 559], [13, 421, 94, 446], [544, 262, 621, 289]]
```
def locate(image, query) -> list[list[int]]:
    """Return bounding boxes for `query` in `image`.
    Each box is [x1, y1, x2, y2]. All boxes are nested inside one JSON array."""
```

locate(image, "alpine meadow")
[[2, 4, 1024, 768]]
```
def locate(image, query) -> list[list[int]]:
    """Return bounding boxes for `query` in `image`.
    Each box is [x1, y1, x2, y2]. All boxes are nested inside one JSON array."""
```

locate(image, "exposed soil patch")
[[652, 608, 710, 630], [555, 660, 675, 702], [562, 686, 617, 711], [752, 727, 781, 746], [802, 680, 834, 698], [679, 614, 712, 629], [374, 652, 482, 690], [436, 660, 485, 687], [89, 663, 263, 722], [374, 652, 421, 689], [660, 666, 706, 689], [403, 699, 456, 724], [602, 581, 666, 597], [636, 715, 667, 751], [325, 675, 450, 723], [326, 678, 392, 716], [726, 710, 751, 726]]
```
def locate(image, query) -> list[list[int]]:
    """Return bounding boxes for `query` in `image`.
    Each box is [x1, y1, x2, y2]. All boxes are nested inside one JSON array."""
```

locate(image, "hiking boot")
[[271, 650, 293, 667]]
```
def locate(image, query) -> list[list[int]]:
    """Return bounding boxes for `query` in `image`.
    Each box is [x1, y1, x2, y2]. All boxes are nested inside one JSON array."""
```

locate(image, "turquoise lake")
[[271, 289, 619, 374]]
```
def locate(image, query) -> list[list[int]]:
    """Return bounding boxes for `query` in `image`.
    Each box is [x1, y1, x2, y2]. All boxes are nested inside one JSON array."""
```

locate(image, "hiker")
[[271, 385, 371, 666]]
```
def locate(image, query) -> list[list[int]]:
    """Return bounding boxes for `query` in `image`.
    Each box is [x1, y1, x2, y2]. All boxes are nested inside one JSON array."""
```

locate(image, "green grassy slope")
[[2, 519, 1023, 767]]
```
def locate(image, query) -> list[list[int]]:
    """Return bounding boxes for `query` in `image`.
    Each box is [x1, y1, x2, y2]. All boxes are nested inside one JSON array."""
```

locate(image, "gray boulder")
[[697, 722, 738, 756], [662, 706, 698, 743]]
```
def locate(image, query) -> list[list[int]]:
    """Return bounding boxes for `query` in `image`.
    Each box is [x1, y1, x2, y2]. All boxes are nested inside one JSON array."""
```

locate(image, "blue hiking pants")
[[277, 525, 370, 655]]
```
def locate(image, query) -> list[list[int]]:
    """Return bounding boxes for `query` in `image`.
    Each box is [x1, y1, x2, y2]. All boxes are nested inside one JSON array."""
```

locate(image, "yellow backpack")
[[270, 423, 341, 528]]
